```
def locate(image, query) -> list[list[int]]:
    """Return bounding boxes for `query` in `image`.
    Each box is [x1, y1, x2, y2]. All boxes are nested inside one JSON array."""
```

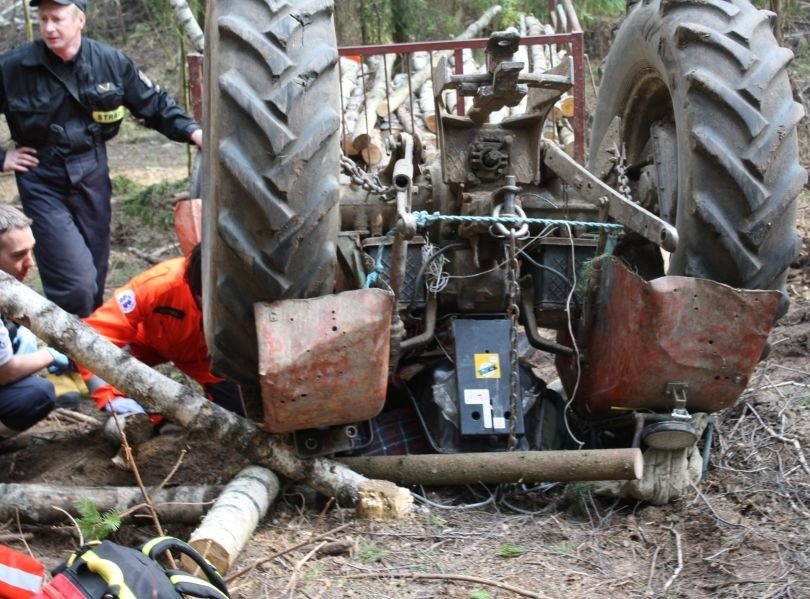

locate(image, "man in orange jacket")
[[78, 243, 244, 438]]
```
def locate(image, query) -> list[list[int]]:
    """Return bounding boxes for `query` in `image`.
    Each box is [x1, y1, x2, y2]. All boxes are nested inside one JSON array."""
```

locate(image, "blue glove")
[[104, 397, 147, 415], [15, 326, 39, 355], [46, 347, 72, 374]]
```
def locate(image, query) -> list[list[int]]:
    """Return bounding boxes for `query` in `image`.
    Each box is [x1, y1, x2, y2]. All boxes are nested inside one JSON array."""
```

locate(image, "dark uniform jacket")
[[0, 38, 198, 165]]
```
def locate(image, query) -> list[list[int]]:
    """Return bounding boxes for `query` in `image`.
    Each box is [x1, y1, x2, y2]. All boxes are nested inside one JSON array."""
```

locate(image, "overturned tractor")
[[200, 0, 805, 503]]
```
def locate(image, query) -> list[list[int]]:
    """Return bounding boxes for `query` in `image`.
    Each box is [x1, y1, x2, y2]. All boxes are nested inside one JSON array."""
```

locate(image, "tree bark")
[[419, 76, 437, 133], [184, 466, 279, 574], [352, 53, 396, 157], [525, 14, 554, 72], [338, 449, 644, 486], [0, 273, 371, 506], [395, 96, 437, 164], [169, 0, 204, 53], [0, 483, 221, 524]]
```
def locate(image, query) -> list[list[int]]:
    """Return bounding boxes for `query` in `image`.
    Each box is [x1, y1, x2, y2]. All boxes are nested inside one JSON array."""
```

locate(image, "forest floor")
[[0, 14, 809, 599], [0, 126, 807, 599]]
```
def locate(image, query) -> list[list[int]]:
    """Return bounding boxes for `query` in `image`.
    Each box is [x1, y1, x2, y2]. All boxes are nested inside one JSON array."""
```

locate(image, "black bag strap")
[[63, 542, 141, 599], [140, 537, 230, 599]]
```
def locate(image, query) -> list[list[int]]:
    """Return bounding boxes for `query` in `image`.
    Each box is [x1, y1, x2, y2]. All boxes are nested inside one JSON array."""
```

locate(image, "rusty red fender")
[[557, 259, 781, 419], [255, 288, 394, 433]]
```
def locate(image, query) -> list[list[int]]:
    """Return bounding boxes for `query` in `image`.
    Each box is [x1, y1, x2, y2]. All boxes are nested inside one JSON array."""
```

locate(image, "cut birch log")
[[356, 479, 413, 521], [377, 51, 430, 121], [341, 58, 368, 156], [420, 76, 437, 133], [377, 4, 504, 118], [0, 272, 393, 508], [558, 118, 575, 157], [385, 112, 403, 136], [526, 14, 551, 73], [352, 53, 396, 155], [183, 466, 279, 574], [338, 448, 644, 486], [411, 50, 430, 73], [339, 56, 361, 110], [396, 100, 438, 164], [0, 483, 221, 523], [360, 127, 385, 166], [555, 2, 569, 34], [559, 94, 575, 118]]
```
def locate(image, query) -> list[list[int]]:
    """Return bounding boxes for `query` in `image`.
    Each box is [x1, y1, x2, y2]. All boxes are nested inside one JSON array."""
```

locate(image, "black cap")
[[30, 0, 87, 13]]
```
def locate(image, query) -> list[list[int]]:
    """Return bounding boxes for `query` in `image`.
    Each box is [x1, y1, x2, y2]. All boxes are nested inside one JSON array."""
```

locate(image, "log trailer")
[[198, 0, 805, 502]]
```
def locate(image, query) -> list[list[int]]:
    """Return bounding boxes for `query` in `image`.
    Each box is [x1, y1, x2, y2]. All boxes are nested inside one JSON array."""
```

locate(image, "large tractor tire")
[[589, 0, 806, 316], [202, 0, 341, 385]]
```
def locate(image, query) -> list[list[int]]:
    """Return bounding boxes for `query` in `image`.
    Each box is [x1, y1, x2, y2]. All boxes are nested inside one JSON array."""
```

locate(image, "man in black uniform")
[[0, 0, 203, 317]]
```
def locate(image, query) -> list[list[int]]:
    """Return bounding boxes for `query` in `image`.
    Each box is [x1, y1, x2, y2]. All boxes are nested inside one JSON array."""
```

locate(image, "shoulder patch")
[[116, 289, 137, 314]]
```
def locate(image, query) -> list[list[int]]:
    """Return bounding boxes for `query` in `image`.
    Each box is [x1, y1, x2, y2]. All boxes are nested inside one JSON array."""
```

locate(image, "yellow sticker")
[[92, 105, 125, 124], [474, 353, 500, 379]]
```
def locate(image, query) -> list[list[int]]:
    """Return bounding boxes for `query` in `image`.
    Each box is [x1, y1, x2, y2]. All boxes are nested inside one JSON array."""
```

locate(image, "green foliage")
[[545, 540, 574, 555], [141, 0, 206, 38], [336, 0, 629, 45], [574, 0, 626, 26], [358, 0, 394, 43], [337, 0, 458, 43], [487, 0, 525, 30], [113, 175, 188, 231], [469, 589, 491, 599], [74, 498, 121, 541], [560, 482, 595, 518], [358, 544, 387, 562], [495, 541, 528, 558], [430, 514, 448, 528], [305, 563, 324, 581]]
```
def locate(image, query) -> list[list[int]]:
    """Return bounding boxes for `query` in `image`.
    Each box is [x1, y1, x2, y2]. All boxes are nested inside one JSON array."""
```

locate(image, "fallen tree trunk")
[[184, 466, 279, 574], [0, 483, 221, 523], [0, 273, 371, 506], [338, 449, 644, 486]]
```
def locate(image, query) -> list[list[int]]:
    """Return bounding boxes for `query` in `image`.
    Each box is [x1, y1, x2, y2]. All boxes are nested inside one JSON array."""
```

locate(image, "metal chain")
[[506, 235, 520, 451], [340, 155, 395, 199], [616, 143, 632, 200]]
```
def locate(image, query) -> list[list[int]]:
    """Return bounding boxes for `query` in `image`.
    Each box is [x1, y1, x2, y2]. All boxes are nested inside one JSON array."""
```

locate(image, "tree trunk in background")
[[391, 0, 409, 43], [169, 0, 204, 52], [23, 0, 33, 41]]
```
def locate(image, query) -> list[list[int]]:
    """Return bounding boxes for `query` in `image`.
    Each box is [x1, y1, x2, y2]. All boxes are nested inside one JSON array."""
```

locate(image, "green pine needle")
[[74, 498, 122, 541]]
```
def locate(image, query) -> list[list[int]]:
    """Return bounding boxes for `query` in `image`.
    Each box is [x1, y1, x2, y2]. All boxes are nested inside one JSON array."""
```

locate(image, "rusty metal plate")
[[255, 288, 394, 433], [557, 260, 780, 419]]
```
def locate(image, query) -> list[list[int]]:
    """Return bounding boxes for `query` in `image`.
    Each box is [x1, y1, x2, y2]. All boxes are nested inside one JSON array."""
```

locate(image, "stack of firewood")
[[340, 7, 578, 171]]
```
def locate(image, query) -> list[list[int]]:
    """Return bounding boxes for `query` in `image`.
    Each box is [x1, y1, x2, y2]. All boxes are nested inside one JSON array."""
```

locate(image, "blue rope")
[[364, 229, 398, 289], [363, 212, 620, 288], [412, 210, 623, 231]]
